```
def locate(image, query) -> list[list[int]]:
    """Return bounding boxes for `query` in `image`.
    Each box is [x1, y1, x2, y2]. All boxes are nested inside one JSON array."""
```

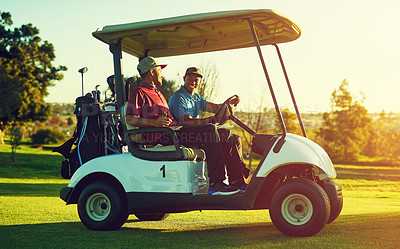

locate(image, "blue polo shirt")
[[168, 86, 208, 124]]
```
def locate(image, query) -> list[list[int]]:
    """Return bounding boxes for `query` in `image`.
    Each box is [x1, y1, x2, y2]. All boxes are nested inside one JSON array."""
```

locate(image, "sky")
[[2, 0, 400, 113]]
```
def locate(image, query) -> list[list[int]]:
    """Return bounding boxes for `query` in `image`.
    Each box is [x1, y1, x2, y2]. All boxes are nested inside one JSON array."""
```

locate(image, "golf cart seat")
[[121, 103, 206, 162]]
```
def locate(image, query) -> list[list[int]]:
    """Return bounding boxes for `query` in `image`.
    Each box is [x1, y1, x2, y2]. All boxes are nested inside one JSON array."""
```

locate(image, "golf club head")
[[78, 67, 88, 73]]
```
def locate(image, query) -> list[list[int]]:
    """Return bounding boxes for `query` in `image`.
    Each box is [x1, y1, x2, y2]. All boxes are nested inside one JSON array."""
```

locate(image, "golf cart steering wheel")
[[212, 95, 238, 125]]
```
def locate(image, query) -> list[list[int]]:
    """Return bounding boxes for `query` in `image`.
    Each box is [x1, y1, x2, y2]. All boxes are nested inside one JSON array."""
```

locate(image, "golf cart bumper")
[[60, 187, 73, 203], [321, 179, 342, 205]]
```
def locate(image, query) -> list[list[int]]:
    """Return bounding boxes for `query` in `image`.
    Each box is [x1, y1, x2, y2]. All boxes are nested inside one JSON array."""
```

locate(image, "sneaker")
[[208, 182, 241, 195], [230, 179, 247, 191]]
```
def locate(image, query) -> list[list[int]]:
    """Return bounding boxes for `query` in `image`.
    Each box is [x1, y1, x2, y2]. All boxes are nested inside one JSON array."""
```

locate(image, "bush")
[[31, 128, 66, 145]]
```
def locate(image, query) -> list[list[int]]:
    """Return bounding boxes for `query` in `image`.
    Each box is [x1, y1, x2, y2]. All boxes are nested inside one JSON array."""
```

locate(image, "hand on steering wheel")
[[212, 95, 239, 125]]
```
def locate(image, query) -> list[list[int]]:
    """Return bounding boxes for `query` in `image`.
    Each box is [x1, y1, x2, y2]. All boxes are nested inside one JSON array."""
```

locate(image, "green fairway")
[[0, 145, 400, 248]]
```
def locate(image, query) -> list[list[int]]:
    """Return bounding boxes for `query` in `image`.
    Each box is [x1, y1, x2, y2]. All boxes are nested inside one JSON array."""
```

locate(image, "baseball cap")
[[137, 56, 167, 75], [185, 67, 203, 78]]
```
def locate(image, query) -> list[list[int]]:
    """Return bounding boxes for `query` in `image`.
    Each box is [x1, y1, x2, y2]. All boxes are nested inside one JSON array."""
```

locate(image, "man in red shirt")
[[126, 56, 240, 195]]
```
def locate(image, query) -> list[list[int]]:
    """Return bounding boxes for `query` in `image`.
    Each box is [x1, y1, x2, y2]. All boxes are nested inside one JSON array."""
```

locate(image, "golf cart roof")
[[92, 9, 301, 58]]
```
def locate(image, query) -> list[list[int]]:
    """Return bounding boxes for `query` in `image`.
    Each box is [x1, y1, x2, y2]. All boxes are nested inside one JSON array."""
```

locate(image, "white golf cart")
[[59, 9, 342, 237]]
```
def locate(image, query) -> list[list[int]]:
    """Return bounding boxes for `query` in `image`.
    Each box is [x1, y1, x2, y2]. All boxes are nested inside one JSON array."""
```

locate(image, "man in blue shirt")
[[169, 67, 250, 190]]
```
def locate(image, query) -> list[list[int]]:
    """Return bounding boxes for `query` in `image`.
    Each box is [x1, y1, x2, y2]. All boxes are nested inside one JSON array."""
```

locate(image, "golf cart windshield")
[[92, 9, 300, 58]]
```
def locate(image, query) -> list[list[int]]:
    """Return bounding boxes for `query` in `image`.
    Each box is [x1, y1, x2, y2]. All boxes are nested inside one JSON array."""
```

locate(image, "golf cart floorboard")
[[127, 191, 257, 213]]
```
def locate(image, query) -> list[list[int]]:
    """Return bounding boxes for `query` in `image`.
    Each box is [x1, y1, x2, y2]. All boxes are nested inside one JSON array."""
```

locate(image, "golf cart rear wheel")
[[78, 181, 128, 230], [135, 213, 169, 221], [270, 178, 330, 237]]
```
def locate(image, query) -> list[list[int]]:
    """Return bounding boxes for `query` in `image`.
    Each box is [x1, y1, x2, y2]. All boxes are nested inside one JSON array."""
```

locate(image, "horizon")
[[47, 102, 400, 115]]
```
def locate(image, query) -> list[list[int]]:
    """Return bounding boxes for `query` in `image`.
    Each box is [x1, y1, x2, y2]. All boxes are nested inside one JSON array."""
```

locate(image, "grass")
[[0, 178, 67, 197], [0, 144, 400, 248], [335, 164, 400, 181], [1, 179, 399, 249], [0, 144, 63, 179]]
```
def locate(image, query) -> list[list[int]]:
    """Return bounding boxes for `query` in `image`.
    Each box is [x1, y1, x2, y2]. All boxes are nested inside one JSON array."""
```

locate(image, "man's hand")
[[155, 116, 173, 127], [229, 95, 240, 106], [213, 105, 230, 124]]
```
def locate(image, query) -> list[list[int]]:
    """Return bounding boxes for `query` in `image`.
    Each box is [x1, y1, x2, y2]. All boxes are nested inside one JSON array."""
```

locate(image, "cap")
[[185, 67, 203, 78], [137, 56, 167, 75]]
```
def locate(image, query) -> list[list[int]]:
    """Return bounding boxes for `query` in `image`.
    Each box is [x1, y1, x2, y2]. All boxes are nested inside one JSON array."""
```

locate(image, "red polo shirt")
[[127, 82, 178, 127]]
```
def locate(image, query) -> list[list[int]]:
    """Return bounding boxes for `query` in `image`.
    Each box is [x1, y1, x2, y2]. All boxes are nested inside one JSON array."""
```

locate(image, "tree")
[[274, 108, 303, 135], [363, 111, 400, 159], [0, 11, 67, 144], [0, 68, 20, 144], [198, 62, 220, 102], [31, 128, 65, 145], [317, 80, 371, 161], [158, 78, 178, 102], [9, 121, 23, 162]]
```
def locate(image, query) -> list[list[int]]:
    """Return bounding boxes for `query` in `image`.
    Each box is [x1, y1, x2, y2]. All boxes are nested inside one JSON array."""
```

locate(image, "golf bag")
[[53, 94, 120, 179]]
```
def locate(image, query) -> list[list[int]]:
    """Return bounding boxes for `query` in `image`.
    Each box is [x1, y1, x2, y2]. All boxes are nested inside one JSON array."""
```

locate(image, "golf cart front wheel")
[[78, 181, 128, 230], [270, 178, 330, 237], [327, 195, 343, 224]]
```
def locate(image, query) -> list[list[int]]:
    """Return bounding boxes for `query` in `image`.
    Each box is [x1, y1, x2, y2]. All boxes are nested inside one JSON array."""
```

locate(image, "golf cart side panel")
[[68, 153, 204, 194], [256, 133, 336, 179], [126, 192, 256, 213], [92, 9, 301, 58]]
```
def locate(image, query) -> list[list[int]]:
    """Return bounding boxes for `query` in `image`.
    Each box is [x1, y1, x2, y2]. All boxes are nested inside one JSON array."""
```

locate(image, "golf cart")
[[57, 9, 342, 237]]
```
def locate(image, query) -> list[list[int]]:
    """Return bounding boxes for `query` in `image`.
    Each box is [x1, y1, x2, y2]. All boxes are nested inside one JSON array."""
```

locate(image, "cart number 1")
[[160, 165, 166, 178]]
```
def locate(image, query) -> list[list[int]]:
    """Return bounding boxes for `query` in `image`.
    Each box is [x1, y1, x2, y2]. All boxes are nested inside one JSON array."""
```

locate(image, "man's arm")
[[204, 102, 220, 113], [126, 115, 172, 128], [178, 114, 214, 126], [204, 96, 240, 113], [177, 97, 240, 126]]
